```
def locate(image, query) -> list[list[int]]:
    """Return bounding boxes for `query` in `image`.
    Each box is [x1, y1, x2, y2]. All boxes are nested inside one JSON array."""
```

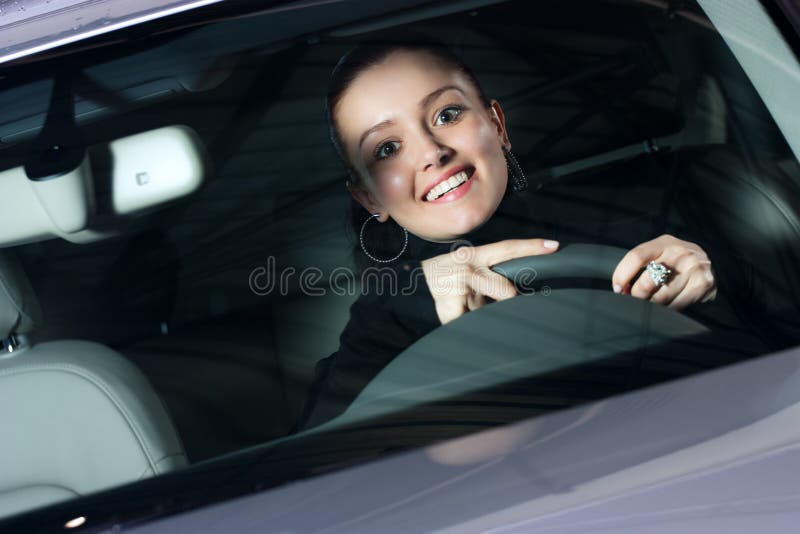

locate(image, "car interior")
[[1, 0, 799, 522]]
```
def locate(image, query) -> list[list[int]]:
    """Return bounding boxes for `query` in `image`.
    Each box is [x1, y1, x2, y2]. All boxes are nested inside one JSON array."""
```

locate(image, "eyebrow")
[[359, 119, 394, 150], [419, 85, 463, 110], [357, 85, 465, 149]]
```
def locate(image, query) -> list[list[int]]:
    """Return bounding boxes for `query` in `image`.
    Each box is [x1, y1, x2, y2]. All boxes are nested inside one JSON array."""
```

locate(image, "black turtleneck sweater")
[[300, 179, 776, 429]]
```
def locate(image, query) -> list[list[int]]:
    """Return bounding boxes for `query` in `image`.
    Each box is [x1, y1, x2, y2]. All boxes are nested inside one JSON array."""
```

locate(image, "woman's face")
[[335, 50, 510, 242]]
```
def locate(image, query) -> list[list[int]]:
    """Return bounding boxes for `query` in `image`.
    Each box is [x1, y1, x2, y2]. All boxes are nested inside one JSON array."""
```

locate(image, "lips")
[[423, 166, 475, 202]]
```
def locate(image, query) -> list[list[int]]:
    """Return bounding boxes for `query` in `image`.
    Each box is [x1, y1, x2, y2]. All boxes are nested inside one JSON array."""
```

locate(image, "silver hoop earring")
[[359, 213, 408, 263], [503, 147, 528, 192]]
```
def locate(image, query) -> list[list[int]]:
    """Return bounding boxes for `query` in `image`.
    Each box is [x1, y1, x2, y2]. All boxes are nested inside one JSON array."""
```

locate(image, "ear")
[[489, 99, 511, 150], [347, 180, 389, 222]]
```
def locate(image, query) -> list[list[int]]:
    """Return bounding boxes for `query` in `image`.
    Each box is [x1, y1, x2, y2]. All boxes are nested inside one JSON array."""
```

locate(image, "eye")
[[374, 140, 400, 160], [434, 105, 463, 126]]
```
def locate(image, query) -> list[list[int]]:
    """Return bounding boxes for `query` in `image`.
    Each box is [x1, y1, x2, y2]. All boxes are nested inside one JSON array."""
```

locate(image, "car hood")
[[118, 345, 800, 533]]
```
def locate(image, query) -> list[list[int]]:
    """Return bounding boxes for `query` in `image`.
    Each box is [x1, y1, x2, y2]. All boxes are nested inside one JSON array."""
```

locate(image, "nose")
[[417, 132, 453, 172]]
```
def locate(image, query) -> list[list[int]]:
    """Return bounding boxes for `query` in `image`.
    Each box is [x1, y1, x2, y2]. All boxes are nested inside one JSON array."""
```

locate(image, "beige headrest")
[[0, 251, 41, 339]]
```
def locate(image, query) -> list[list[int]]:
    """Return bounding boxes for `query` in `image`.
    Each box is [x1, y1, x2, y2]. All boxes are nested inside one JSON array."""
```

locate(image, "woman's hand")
[[421, 238, 559, 324], [612, 234, 717, 310]]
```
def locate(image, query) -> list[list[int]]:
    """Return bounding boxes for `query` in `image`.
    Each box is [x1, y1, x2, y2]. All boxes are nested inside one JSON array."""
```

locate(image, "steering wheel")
[[489, 243, 628, 286], [339, 244, 711, 424]]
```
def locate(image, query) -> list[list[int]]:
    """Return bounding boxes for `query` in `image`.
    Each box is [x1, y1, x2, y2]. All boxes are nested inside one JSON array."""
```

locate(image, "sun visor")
[[0, 125, 206, 247]]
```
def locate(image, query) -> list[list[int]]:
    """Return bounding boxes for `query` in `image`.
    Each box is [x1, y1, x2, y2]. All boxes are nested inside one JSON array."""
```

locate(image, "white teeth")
[[425, 170, 470, 201]]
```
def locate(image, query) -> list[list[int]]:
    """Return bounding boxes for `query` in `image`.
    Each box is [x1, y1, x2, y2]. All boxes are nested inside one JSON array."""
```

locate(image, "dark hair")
[[325, 32, 490, 271]]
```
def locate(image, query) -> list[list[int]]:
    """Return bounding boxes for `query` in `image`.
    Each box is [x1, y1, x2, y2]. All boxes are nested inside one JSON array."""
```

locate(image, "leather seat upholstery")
[[0, 251, 187, 519], [672, 146, 800, 347]]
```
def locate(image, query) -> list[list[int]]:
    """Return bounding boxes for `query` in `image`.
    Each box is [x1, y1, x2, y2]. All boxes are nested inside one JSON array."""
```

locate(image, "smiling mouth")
[[424, 168, 474, 202]]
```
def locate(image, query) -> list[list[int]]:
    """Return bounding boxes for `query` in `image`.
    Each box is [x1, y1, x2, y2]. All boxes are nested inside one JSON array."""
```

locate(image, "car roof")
[[0, 0, 231, 66]]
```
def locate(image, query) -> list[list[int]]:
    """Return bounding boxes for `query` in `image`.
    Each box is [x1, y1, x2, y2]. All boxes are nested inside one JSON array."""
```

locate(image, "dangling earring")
[[359, 213, 408, 263], [503, 146, 528, 193]]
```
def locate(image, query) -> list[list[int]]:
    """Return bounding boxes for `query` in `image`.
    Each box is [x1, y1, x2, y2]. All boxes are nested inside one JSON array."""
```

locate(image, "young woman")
[[300, 38, 718, 428]]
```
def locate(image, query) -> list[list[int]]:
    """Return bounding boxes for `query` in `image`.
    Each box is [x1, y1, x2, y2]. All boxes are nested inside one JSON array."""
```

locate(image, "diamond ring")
[[646, 261, 672, 287]]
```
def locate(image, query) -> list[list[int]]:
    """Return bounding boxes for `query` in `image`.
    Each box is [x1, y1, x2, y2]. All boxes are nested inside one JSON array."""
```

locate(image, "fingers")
[[474, 238, 559, 267], [468, 267, 518, 302], [612, 236, 667, 294], [466, 290, 488, 312], [422, 238, 557, 324], [431, 268, 516, 324], [629, 246, 696, 300], [666, 262, 716, 310], [615, 234, 717, 311], [645, 252, 700, 305], [468, 239, 557, 304], [434, 298, 468, 325], [645, 250, 713, 310]]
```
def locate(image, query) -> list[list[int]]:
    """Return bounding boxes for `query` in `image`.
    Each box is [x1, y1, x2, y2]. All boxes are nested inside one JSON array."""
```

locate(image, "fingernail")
[[543, 240, 559, 249], [613, 284, 621, 294]]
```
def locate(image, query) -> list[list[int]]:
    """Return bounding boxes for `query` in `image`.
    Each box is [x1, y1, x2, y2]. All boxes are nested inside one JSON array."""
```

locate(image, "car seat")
[[0, 250, 187, 518], [671, 145, 800, 348]]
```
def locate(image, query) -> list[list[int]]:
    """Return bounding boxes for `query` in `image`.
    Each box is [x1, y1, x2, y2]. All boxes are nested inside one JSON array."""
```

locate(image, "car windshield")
[[1, 0, 799, 528]]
